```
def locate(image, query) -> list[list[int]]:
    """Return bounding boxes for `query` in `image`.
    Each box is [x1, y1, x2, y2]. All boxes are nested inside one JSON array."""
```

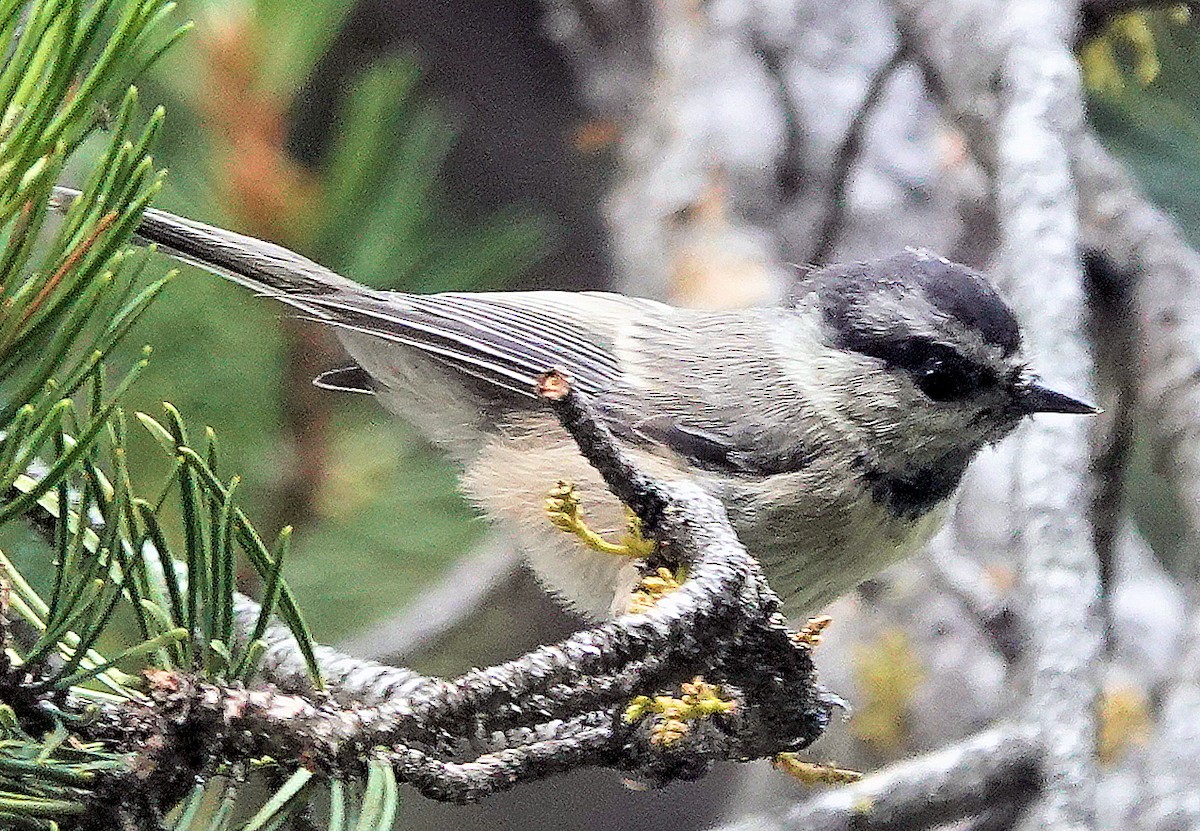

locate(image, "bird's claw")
[[773, 754, 862, 786], [626, 566, 686, 615], [545, 480, 656, 558], [624, 676, 737, 747]]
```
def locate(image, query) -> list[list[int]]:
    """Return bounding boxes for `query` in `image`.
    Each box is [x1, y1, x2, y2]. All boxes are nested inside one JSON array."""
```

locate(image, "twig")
[[749, 31, 808, 203], [922, 535, 1023, 663], [18, 449, 826, 798], [231, 593, 434, 706], [399, 371, 829, 747], [718, 725, 1040, 831], [807, 43, 910, 266], [0, 367, 833, 820]]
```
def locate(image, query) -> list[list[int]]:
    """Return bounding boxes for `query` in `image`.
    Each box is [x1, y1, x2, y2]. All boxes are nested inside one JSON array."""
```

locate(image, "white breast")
[[462, 416, 952, 620]]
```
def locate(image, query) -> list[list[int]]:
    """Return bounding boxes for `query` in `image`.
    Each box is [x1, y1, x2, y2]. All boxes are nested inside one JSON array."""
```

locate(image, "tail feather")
[[49, 186, 364, 311]]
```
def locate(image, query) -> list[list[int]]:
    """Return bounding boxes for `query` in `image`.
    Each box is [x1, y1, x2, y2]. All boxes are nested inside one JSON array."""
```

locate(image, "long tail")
[[50, 186, 364, 302], [48, 185, 635, 404]]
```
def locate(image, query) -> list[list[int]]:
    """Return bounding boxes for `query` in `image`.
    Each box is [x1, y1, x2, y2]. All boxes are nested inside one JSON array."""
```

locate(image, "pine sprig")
[[0, 0, 340, 827]]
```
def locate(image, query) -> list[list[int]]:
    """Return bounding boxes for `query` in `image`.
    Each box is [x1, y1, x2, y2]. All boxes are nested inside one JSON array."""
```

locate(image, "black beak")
[[1016, 380, 1101, 415]]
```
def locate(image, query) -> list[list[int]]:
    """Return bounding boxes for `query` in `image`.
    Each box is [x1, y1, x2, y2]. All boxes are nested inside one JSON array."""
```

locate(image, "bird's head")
[[790, 249, 1096, 473]]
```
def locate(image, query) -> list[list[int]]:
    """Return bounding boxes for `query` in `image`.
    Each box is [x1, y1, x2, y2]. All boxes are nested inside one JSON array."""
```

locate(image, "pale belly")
[[733, 488, 949, 617], [462, 423, 950, 620]]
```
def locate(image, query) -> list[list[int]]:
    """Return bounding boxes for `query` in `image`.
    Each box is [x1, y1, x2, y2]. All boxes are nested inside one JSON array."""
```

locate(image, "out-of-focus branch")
[[892, 2, 1103, 829], [1139, 608, 1200, 830], [1072, 139, 1200, 826], [807, 43, 909, 266], [995, 5, 1102, 831], [1082, 249, 1141, 646], [717, 725, 1040, 831], [1076, 136, 1200, 582], [747, 31, 807, 204], [544, 0, 796, 307], [922, 534, 1023, 663], [896, 0, 1200, 600]]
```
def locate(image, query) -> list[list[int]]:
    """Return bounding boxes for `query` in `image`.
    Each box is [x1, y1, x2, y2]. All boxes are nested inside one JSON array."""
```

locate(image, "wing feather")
[[292, 290, 663, 400]]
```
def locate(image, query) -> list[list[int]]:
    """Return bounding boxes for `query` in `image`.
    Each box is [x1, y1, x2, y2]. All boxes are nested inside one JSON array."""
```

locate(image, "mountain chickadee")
[[54, 187, 1097, 619]]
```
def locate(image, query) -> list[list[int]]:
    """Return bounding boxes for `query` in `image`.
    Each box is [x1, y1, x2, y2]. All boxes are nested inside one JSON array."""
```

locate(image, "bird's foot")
[[544, 480, 656, 558], [624, 677, 737, 747], [773, 754, 862, 785], [774, 616, 858, 785], [625, 566, 686, 615]]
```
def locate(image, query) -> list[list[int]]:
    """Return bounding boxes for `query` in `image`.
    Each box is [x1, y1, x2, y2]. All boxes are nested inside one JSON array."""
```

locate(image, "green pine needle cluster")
[[0, 0, 409, 827], [119, 0, 545, 643], [314, 58, 545, 294]]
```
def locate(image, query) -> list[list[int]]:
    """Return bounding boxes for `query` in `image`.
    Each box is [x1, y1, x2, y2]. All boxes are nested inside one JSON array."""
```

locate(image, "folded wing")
[[293, 289, 661, 401], [56, 186, 674, 409]]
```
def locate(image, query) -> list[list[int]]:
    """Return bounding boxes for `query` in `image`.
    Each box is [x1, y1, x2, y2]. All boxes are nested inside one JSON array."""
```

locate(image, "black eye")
[[891, 340, 992, 402]]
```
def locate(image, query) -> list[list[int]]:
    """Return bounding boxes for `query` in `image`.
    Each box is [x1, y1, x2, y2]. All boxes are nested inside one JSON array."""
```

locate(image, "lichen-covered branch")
[[1076, 136, 1200, 581], [5, 369, 833, 824], [995, 6, 1102, 831], [888, 3, 1103, 830], [1072, 131, 1200, 831], [719, 725, 1040, 831]]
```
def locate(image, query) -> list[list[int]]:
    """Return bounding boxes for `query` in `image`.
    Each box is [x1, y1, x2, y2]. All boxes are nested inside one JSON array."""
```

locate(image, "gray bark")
[[994, 4, 1101, 830]]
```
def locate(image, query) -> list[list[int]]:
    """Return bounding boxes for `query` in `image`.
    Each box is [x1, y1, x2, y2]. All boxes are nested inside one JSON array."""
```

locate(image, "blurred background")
[[20, 0, 1200, 827]]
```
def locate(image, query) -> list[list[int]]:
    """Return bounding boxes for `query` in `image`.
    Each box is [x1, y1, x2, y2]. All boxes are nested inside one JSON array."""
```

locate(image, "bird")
[[51, 186, 1097, 620]]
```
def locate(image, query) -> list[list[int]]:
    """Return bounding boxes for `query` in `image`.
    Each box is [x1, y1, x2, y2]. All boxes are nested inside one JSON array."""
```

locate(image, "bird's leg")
[[772, 614, 862, 785], [621, 507, 658, 558], [544, 480, 656, 558]]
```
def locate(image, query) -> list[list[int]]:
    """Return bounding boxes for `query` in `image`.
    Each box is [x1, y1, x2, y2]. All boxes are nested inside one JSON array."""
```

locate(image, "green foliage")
[[154, 0, 358, 103], [245, 0, 359, 100], [0, 710, 123, 826], [0, 0, 393, 826], [314, 59, 545, 292], [0, 0, 548, 823], [1087, 9, 1200, 243]]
